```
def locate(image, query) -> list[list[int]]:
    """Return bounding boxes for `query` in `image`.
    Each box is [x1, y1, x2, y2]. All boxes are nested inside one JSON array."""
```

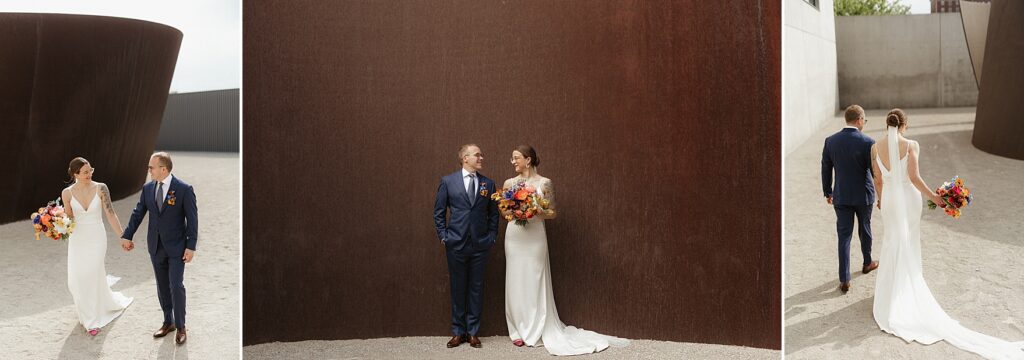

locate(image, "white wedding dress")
[[504, 183, 629, 356], [872, 126, 1024, 359], [67, 191, 133, 330]]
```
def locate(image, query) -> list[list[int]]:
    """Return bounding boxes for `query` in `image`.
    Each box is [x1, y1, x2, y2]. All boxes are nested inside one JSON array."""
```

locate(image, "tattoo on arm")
[[542, 180, 553, 198], [100, 184, 115, 214]]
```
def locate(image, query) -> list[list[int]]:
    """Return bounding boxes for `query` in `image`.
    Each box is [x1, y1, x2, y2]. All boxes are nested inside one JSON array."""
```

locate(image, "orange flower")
[[41, 214, 52, 226], [514, 189, 530, 201]]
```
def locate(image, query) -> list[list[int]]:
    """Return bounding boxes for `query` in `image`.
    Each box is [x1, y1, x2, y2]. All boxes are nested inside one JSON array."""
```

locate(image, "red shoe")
[[87, 328, 100, 336], [512, 339, 525, 347]]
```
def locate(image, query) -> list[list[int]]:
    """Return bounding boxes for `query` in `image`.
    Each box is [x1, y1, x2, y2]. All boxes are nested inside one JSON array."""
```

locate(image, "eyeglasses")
[[147, 165, 166, 170], [80, 168, 95, 174]]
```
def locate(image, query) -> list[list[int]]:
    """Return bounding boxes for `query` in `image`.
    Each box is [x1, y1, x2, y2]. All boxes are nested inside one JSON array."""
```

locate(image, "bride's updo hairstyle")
[[886, 108, 907, 129], [515, 145, 539, 168], [67, 157, 89, 183]]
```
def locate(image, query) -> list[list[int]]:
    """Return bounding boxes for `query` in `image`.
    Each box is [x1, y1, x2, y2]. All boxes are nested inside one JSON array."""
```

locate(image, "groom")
[[433, 144, 499, 349], [822, 105, 879, 293], [121, 152, 198, 345]]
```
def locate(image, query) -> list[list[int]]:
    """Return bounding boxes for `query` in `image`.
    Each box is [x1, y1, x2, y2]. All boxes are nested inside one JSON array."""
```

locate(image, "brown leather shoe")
[[175, 327, 186, 345], [469, 335, 482, 348], [862, 261, 879, 274], [446, 335, 464, 348], [153, 324, 175, 338], [840, 282, 850, 293]]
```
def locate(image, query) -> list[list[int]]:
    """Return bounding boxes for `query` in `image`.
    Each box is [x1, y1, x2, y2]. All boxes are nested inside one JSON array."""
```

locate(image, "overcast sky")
[[2, 0, 240, 93], [907, 0, 931, 14]]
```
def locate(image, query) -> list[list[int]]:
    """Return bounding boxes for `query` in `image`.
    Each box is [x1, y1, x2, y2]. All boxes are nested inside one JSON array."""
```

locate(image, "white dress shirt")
[[156, 174, 174, 204], [461, 168, 478, 194]]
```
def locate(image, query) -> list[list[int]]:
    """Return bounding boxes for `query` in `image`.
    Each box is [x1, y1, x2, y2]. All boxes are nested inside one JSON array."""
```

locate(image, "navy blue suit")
[[433, 170, 499, 336], [122, 175, 198, 329], [822, 128, 876, 283]]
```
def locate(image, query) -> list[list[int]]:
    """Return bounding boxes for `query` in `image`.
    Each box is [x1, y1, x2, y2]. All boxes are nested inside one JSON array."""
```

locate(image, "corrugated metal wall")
[[156, 89, 239, 152], [0, 13, 181, 224], [972, 0, 1024, 160], [242, 0, 781, 349]]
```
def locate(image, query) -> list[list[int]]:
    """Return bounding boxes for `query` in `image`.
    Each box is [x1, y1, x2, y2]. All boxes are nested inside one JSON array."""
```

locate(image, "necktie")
[[467, 174, 476, 206], [157, 182, 165, 211]]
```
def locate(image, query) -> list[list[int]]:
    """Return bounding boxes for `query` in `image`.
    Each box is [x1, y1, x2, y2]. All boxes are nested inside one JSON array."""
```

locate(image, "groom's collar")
[[461, 168, 478, 178], [842, 126, 859, 131], [157, 174, 175, 186]]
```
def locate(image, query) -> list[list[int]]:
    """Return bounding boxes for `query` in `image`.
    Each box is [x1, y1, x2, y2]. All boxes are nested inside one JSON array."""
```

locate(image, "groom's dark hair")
[[152, 152, 174, 171], [844, 105, 865, 123]]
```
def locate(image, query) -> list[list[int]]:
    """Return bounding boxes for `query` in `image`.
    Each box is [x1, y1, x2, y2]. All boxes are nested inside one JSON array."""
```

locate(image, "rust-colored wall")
[[971, 0, 1024, 160], [0, 13, 182, 224], [243, 0, 781, 349]]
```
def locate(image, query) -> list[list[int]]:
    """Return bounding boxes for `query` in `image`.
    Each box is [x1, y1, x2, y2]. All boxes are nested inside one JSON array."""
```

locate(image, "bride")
[[502, 145, 629, 356], [871, 110, 1024, 359], [61, 157, 134, 336]]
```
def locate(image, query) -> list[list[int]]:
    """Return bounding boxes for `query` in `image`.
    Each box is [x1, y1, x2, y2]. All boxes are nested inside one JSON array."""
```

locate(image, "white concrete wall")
[[835, 13, 978, 109], [785, 0, 840, 155]]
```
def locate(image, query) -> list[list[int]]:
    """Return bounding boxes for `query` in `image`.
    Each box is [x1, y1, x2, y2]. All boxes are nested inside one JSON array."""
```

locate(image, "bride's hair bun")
[[515, 145, 539, 167], [886, 108, 907, 128], [67, 157, 89, 183]]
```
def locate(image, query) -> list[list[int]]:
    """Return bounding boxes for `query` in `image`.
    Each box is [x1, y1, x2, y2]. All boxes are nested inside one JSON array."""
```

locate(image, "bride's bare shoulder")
[[908, 139, 921, 151]]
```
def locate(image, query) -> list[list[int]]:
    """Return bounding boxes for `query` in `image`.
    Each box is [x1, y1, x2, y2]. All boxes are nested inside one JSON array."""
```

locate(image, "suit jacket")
[[822, 128, 876, 206], [433, 170, 499, 252], [122, 175, 199, 257]]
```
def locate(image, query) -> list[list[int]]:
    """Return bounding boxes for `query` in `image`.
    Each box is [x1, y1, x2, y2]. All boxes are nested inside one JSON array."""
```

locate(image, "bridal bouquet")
[[31, 198, 75, 241], [490, 181, 552, 226], [927, 176, 973, 219]]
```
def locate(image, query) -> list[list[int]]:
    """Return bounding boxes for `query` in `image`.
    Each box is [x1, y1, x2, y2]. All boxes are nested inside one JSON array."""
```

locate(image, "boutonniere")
[[479, 187, 489, 197], [167, 190, 177, 206]]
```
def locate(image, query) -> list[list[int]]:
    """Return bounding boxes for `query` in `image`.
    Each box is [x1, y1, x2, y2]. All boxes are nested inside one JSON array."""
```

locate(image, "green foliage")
[[834, 0, 911, 16]]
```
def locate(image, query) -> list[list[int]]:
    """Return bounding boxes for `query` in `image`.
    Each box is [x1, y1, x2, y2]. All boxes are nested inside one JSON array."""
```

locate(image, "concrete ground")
[[0, 152, 240, 360], [243, 337, 780, 359], [785, 108, 1024, 359]]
